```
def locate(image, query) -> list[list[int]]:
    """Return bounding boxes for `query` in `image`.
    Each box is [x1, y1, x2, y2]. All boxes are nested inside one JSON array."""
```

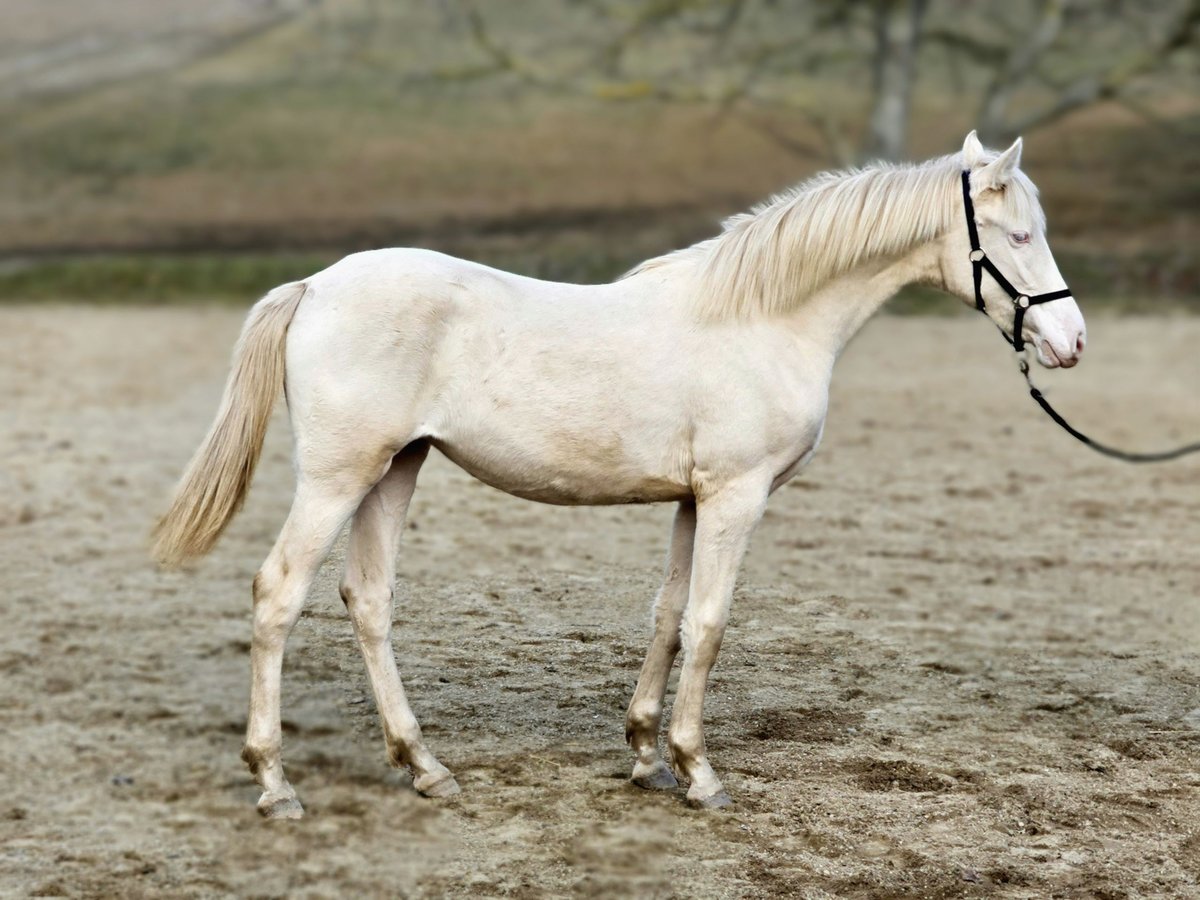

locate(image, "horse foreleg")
[[625, 501, 696, 790], [667, 477, 768, 809], [243, 477, 369, 819], [339, 442, 459, 798]]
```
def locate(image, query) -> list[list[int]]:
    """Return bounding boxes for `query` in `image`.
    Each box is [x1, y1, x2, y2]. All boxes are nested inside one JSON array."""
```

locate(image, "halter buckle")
[[968, 249, 985, 262], [1016, 295, 1030, 308]]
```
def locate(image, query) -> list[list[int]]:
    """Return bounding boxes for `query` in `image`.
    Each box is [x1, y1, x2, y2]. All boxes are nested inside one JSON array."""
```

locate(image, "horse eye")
[[1011, 231, 1031, 244]]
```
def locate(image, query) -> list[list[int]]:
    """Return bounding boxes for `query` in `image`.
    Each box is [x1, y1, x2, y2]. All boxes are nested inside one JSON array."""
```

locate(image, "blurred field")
[[0, 0, 1196, 307], [1, 306, 1198, 897]]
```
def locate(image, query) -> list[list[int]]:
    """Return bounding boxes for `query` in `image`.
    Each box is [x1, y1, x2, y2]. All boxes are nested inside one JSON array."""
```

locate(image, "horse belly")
[[430, 426, 693, 506]]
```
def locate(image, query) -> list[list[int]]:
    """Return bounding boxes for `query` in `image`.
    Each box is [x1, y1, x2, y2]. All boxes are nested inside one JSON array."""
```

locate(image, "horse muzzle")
[[1035, 331, 1085, 369]]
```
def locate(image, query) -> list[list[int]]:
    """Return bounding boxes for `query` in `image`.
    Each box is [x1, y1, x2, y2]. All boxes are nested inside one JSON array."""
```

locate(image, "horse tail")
[[152, 281, 308, 567]]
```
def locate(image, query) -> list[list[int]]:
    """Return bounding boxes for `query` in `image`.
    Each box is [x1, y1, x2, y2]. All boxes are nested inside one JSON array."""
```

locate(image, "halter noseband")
[[961, 170, 1072, 352]]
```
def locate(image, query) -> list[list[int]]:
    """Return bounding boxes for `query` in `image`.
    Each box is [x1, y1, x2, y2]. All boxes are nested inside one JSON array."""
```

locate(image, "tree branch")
[[1005, 0, 1200, 136], [977, 0, 1071, 140]]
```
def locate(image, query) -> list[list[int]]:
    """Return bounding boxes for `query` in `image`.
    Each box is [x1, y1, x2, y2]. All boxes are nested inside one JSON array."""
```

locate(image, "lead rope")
[[961, 170, 1200, 464], [1016, 353, 1200, 463]]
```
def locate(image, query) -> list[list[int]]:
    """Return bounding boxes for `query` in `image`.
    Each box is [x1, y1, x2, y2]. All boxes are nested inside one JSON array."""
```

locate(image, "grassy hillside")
[[0, 0, 1196, 306]]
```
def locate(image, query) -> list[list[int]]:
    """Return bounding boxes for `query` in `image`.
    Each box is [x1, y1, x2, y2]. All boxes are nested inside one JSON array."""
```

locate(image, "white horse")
[[154, 132, 1086, 818]]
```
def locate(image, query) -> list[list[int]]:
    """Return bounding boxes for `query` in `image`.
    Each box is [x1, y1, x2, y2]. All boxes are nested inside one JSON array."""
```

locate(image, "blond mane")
[[627, 151, 1044, 321]]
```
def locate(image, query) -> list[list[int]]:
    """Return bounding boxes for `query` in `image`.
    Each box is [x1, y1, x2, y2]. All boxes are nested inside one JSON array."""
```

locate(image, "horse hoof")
[[631, 761, 680, 791], [687, 789, 733, 810], [258, 793, 304, 820], [414, 772, 461, 798]]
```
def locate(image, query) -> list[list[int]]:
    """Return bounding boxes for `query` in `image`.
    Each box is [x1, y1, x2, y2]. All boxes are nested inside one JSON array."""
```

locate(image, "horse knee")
[[680, 610, 727, 656]]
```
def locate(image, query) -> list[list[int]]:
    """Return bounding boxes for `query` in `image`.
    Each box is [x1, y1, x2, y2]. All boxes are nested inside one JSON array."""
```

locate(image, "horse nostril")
[[1075, 334, 1085, 356]]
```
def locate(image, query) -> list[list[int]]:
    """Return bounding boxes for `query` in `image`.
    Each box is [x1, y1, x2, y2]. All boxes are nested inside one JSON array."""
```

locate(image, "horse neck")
[[781, 239, 944, 359]]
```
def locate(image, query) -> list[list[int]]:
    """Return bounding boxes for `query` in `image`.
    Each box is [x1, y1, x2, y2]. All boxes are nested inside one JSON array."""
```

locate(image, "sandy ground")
[[1, 305, 1198, 899]]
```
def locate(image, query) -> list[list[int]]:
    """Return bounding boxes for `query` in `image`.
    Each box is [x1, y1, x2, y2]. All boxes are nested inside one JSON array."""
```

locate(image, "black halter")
[[961, 170, 1072, 352], [961, 169, 1200, 463]]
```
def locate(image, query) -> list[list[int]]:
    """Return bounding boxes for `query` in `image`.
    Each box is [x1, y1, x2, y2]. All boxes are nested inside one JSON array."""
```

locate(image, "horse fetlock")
[[242, 741, 290, 795], [667, 727, 704, 765], [677, 754, 726, 806], [627, 728, 662, 771], [385, 739, 414, 769], [240, 741, 272, 775], [624, 702, 662, 745]]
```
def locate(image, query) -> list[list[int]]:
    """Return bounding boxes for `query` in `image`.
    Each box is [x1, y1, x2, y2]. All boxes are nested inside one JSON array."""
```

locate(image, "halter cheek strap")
[[961, 170, 1072, 352]]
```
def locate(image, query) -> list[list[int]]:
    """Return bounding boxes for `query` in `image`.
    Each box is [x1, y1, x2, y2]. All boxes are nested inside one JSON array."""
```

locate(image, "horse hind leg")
[[241, 469, 377, 819], [339, 441, 459, 798]]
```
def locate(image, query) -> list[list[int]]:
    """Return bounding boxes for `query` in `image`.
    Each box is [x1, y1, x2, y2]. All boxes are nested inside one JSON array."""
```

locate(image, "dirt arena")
[[1, 305, 1197, 898]]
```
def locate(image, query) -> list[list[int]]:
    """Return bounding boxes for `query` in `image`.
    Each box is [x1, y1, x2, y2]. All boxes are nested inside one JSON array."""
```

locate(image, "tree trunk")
[[863, 0, 928, 162]]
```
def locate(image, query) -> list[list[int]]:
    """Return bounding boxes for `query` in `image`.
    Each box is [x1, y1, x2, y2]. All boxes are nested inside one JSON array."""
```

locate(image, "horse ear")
[[962, 130, 985, 167], [979, 137, 1023, 187]]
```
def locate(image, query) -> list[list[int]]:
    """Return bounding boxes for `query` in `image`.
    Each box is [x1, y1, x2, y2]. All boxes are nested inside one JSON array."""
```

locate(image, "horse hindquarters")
[[241, 279, 448, 817]]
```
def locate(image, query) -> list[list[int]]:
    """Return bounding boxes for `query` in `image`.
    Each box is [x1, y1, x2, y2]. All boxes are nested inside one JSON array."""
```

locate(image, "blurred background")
[[1, 0, 1196, 310], [2, 6, 1199, 895]]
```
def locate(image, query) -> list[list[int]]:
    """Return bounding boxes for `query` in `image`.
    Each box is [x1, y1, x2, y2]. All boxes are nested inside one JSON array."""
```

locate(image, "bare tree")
[[975, 0, 1200, 142], [443, 0, 1199, 162]]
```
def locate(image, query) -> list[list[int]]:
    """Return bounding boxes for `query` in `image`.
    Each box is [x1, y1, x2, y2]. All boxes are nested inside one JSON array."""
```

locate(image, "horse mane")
[[625, 151, 1045, 321]]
